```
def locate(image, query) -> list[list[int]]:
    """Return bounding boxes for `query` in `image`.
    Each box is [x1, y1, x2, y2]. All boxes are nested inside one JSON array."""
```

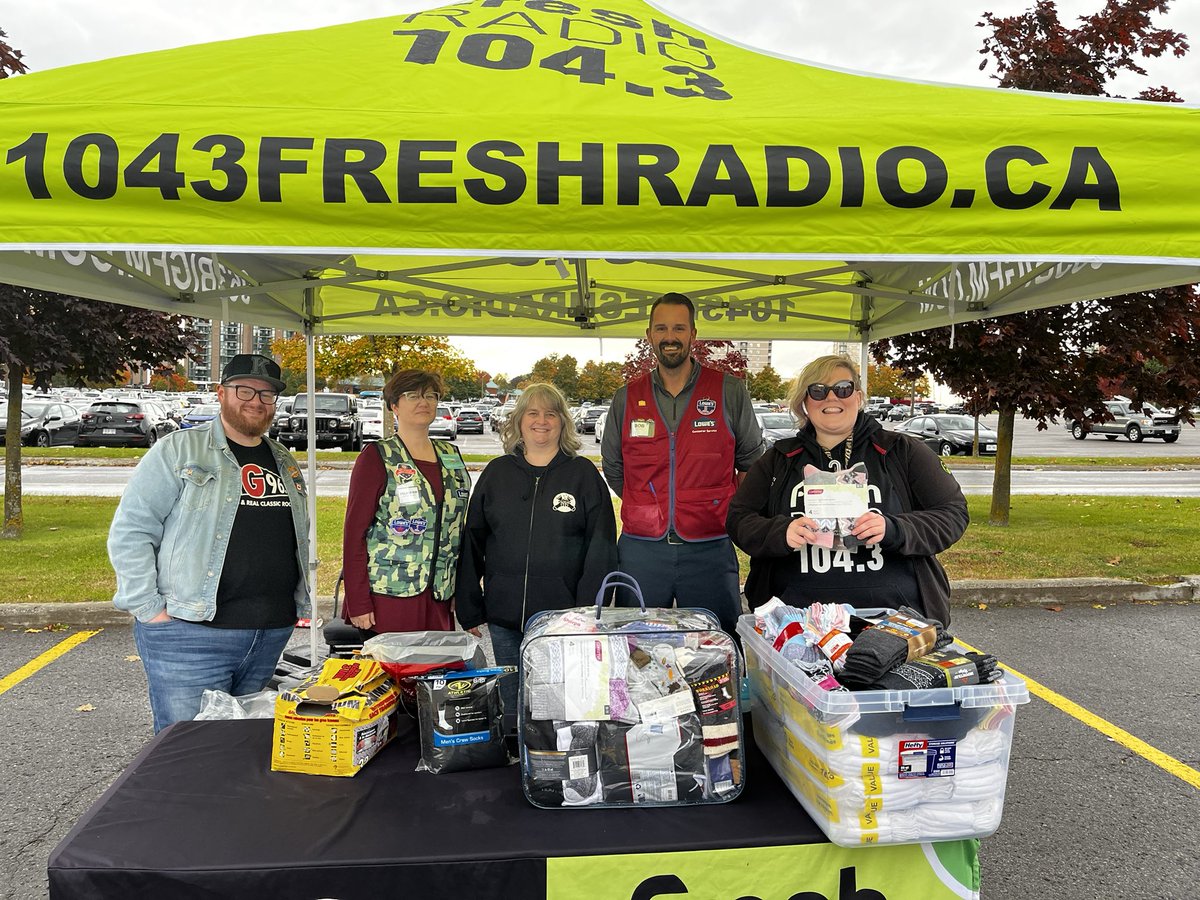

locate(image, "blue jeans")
[[616, 534, 744, 636], [487, 622, 523, 734], [134, 618, 294, 733]]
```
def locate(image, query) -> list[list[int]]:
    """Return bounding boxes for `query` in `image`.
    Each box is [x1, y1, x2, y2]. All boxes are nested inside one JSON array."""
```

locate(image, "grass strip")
[[1, 494, 1196, 605], [13, 447, 1200, 468]]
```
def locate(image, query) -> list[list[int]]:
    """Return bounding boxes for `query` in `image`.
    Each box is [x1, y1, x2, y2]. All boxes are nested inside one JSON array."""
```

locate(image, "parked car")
[[455, 406, 485, 435], [577, 405, 609, 434], [278, 393, 362, 451], [269, 396, 295, 439], [180, 403, 220, 429], [0, 400, 82, 447], [489, 403, 516, 431], [1065, 399, 1181, 443], [864, 400, 892, 420], [429, 404, 458, 440], [755, 411, 798, 448], [593, 408, 608, 444], [896, 415, 998, 456], [358, 401, 386, 441], [887, 404, 914, 422], [76, 399, 175, 448], [143, 398, 185, 430]]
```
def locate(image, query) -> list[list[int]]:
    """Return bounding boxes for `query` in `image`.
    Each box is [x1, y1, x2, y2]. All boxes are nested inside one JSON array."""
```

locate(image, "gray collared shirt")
[[600, 360, 764, 498]]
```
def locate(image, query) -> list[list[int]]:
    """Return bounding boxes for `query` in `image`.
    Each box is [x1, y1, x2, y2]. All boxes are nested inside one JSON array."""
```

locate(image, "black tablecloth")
[[48, 718, 828, 899]]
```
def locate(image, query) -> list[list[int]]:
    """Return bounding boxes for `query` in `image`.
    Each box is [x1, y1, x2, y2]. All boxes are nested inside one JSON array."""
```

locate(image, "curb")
[[4, 576, 1197, 628], [950, 575, 1200, 607]]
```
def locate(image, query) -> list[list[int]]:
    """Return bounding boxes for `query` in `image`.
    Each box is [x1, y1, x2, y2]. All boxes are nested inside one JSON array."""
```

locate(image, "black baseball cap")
[[221, 354, 286, 392]]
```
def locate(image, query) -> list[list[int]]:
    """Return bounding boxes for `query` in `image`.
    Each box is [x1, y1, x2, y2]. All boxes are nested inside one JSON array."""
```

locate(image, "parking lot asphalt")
[[2, 602, 1198, 900]]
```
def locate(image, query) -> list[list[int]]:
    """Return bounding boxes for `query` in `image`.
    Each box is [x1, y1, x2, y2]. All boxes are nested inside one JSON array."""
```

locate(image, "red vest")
[[620, 366, 736, 541]]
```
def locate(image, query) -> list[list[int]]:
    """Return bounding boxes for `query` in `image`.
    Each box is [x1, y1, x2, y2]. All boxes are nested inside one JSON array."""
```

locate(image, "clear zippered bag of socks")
[[518, 572, 745, 808]]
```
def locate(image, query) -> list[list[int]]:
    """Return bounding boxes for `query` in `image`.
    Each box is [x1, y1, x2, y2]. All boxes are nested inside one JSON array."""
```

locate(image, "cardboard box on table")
[[518, 573, 745, 809], [737, 615, 1030, 846], [271, 658, 400, 776]]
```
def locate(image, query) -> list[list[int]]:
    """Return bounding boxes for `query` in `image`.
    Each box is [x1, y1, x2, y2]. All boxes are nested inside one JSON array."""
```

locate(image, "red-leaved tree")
[[622, 340, 748, 381], [876, 0, 1198, 526]]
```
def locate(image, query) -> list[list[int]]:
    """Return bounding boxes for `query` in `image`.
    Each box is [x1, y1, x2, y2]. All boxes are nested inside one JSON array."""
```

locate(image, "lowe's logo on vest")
[[388, 516, 429, 535], [695, 397, 717, 416]]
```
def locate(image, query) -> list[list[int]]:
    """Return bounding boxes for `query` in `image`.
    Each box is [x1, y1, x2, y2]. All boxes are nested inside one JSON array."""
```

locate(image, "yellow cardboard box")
[[271, 658, 400, 776]]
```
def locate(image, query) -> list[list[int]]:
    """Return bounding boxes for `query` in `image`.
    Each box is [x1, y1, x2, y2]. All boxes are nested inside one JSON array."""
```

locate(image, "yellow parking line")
[[0, 629, 103, 697], [959, 638, 1200, 791]]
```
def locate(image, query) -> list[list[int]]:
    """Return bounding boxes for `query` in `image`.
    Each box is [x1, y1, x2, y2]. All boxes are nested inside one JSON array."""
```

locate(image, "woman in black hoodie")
[[726, 356, 968, 626], [457, 382, 617, 720]]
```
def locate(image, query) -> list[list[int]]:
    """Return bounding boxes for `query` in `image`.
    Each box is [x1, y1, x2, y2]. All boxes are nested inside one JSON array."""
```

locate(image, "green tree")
[[576, 360, 625, 402], [445, 368, 489, 400], [272, 334, 476, 387], [1, 286, 200, 537], [528, 353, 580, 399], [877, 0, 1196, 526], [747, 364, 786, 401]]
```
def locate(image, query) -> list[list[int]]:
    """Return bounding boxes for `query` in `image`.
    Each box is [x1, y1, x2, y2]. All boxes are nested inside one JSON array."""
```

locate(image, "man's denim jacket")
[[108, 415, 311, 623]]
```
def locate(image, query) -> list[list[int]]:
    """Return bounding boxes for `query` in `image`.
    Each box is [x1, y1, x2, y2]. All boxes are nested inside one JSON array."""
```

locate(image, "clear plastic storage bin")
[[737, 614, 1029, 846], [518, 573, 745, 808]]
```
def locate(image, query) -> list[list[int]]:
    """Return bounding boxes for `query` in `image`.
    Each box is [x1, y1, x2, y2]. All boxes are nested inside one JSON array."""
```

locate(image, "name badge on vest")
[[393, 465, 420, 505], [438, 450, 466, 470], [630, 418, 655, 438]]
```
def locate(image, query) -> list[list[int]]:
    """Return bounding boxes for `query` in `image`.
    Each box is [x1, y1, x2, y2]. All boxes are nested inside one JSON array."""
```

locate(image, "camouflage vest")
[[367, 437, 470, 600]]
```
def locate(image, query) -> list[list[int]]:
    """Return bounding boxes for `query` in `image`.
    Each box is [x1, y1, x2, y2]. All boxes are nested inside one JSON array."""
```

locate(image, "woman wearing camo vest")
[[341, 370, 471, 637]]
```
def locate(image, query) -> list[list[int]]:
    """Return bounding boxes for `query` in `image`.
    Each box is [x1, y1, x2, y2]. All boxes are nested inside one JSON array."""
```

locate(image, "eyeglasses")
[[230, 385, 279, 404], [806, 380, 857, 401], [399, 390, 440, 403]]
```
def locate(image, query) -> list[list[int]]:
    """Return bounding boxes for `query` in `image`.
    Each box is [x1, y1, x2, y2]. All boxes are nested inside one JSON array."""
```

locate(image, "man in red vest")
[[601, 293, 763, 634]]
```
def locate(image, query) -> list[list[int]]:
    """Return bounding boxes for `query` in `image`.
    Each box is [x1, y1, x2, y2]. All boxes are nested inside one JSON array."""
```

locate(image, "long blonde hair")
[[786, 355, 862, 427], [500, 383, 582, 456]]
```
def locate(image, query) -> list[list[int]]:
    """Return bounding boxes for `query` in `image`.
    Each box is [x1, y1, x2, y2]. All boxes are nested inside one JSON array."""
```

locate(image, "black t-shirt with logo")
[[206, 438, 300, 629]]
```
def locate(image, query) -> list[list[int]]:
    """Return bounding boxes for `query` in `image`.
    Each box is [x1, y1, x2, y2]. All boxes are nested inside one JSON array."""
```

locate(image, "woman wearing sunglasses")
[[726, 355, 967, 626]]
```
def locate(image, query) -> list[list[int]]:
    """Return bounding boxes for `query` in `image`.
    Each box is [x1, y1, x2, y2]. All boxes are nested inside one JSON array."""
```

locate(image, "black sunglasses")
[[806, 380, 857, 401]]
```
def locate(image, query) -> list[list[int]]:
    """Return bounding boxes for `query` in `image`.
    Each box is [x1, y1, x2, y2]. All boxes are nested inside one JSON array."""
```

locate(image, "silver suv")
[[1066, 400, 1181, 443]]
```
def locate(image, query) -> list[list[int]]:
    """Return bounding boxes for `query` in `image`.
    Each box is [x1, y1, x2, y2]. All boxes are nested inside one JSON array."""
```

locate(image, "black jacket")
[[456, 450, 618, 632], [726, 413, 968, 626]]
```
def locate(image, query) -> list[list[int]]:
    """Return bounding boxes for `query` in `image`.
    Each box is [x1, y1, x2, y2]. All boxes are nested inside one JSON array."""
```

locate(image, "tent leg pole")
[[304, 311, 319, 670], [859, 329, 871, 394]]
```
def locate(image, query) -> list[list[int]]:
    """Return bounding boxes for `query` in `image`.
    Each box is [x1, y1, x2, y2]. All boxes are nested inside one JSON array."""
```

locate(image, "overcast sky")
[[2, 0, 1196, 377]]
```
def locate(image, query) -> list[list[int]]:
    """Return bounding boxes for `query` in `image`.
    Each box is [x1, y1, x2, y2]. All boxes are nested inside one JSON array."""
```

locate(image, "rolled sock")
[[870, 649, 1002, 692], [559, 722, 602, 806], [944, 761, 1006, 802], [839, 609, 944, 689], [826, 798, 1001, 843]]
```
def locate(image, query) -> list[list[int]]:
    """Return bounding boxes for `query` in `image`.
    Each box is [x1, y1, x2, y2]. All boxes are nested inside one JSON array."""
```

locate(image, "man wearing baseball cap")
[[109, 354, 311, 733]]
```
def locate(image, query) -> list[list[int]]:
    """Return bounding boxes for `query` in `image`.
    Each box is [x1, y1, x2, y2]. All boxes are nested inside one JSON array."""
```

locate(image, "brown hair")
[[786, 355, 861, 426], [383, 370, 445, 408], [649, 292, 696, 328]]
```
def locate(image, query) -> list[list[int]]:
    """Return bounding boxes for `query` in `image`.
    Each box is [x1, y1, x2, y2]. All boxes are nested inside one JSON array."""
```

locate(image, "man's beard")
[[653, 341, 689, 369], [223, 404, 273, 438]]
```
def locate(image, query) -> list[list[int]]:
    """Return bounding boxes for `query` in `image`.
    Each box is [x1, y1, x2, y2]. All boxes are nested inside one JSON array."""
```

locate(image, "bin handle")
[[594, 571, 646, 619]]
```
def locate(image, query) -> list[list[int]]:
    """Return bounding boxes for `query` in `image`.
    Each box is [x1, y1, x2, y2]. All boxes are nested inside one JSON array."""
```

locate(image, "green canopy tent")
[[1, 0, 1198, 342], [2, 0, 1198, 704]]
